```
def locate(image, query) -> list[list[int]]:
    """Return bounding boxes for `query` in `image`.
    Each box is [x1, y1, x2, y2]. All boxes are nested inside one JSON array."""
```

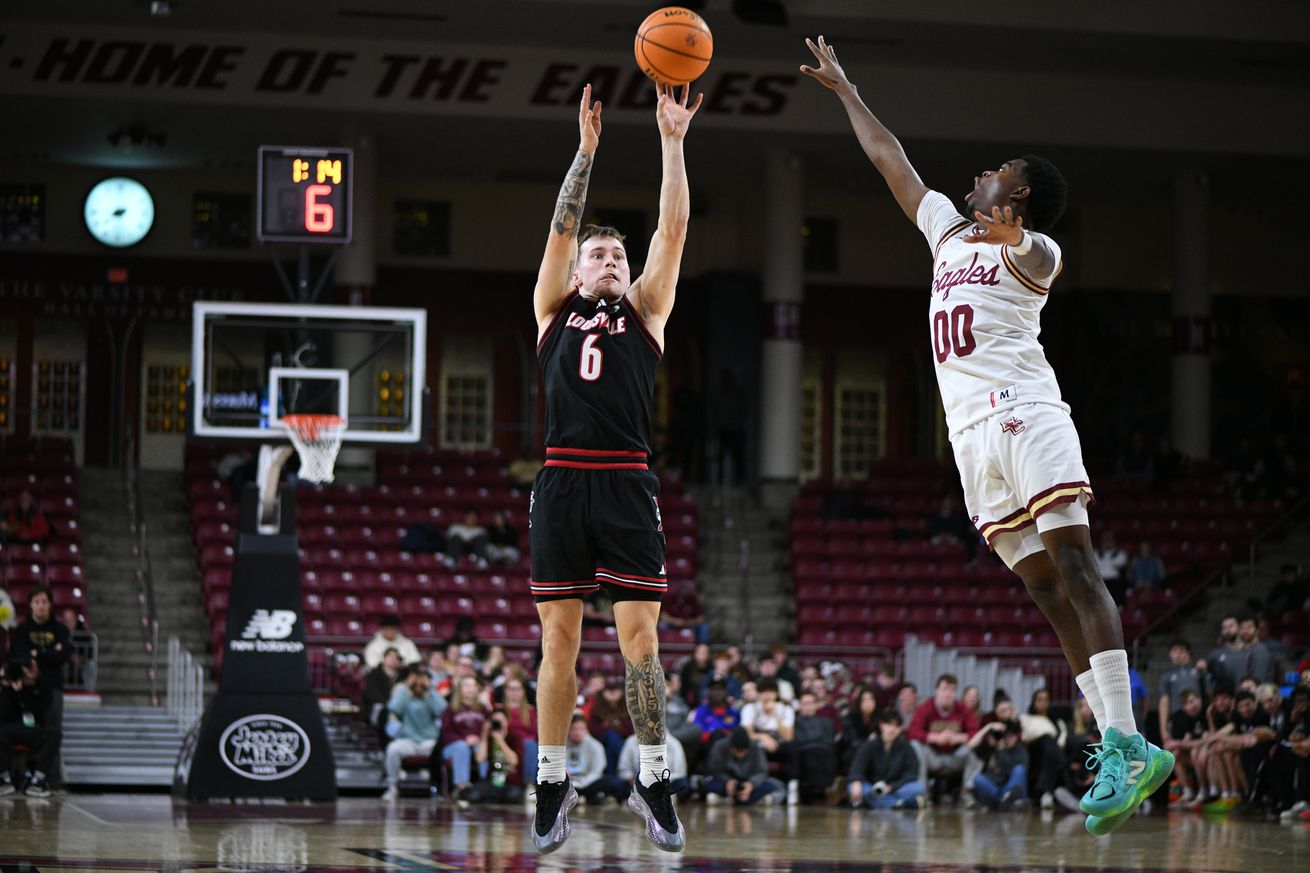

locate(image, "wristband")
[[1010, 231, 1033, 257]]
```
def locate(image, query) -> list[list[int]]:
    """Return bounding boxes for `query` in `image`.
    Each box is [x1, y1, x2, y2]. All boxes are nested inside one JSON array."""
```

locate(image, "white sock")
[[638, 744, 668, 788], [1088, 649, 1139, 737], [537, 744, 566, 784], [1075, 669, 1107, 734]]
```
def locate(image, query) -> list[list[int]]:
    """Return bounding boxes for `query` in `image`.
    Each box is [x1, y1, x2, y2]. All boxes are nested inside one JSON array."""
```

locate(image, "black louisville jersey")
[[537, 290, 662, 452]]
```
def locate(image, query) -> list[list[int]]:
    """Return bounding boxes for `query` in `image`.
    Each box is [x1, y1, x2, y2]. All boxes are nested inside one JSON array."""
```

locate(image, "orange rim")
[[282, 413, 345, 442]]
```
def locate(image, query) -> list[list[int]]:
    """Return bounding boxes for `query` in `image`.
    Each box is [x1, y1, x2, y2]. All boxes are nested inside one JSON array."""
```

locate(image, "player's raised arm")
[[628, 83, 703, 342], [534, 85, 602, 333], [800, 35, 928, 223]]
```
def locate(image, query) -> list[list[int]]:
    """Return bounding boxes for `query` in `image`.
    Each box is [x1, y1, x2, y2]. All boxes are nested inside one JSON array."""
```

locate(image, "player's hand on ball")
[[800, 35, 852, 94], [656, 83, 703, 141], [579, 83, 602, 153], [963, 206, 1025, 246]]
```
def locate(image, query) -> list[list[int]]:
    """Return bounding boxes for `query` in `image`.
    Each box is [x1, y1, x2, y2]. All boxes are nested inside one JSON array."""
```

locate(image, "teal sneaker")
[[1079, 727, 1175, 822], [1084, 807, 1133, 837]]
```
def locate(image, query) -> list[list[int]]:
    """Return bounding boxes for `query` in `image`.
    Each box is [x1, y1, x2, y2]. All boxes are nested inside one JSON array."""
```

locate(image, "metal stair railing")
[[166, 636, 205, 730]]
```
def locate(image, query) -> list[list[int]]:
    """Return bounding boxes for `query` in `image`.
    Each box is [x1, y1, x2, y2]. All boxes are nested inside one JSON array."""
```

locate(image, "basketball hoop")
[[282, 414, 346, 484]]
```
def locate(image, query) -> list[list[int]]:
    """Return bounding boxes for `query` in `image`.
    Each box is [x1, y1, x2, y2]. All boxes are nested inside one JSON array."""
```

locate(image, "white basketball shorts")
[[950, 402, 1094, 570]]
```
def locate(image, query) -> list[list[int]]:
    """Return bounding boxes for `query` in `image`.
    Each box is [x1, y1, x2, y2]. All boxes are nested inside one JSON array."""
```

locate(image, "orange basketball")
[[634, 7, 713, 86]]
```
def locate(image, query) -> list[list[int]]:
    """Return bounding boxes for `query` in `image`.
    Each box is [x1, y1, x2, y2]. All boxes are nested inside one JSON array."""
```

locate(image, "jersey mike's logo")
[[242, 609, 297, 640], [219, 714, 311, 781]]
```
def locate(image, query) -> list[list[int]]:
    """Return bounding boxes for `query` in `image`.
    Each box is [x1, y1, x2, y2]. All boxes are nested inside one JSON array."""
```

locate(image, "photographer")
[[461, 710, 525, 804], [0, 655, 58, 797], [381, 665, 447, 801]]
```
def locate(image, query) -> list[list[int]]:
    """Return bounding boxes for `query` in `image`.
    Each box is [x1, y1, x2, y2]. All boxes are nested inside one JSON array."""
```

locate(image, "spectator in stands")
[[1, 491, 50, 545], [741, 678, 792, 765], [0, 654, 57, 797], [1094, 531, 1130, 603], [1224, 689, 1272, 798], [847, 709, 924, 810], [896, 683, 918, 724], [908, 674, 981, 804], [363, 614, 421, 669], [1199, 615, 1246, 690], [739, 680, 759, 709], [427, 649, 453, 697], [755, 657, 796, 704], [581, 590, 615, 628], [970, 720, 1028, 810], [566, 714, 625, 804], [363, 647, 404, 746], [768, 641, 804, 692], [872, 665, 900, 711], [588, 678, 632, 775], [790, 690, 839, 804], [484, 510, 521, 567], [577, 672, 606, 716], [619, 731, 689, 800], [461, 710, 525, 804], [1267, 564, 1308, 616], [10, 586, 68, 788], [840, 688, 879, 773], [440, 676, 490, 796], [1128, 540, 1165, 590], [1271, 687, 1310, 820], [960, 685, 982, 723], [983, 694, 1016, 726], [496, 674, 537, 783], [1019, 688, 1069, 810], [679, 644, 712, 705], [1202, 686, 1245, 807], [1237, 616, 1275, 683], [443, 617, 488, 663], [703, 726, 783, 805], [1155, 640, 1203, 747], [699, 650, 743, 703], [479, 645, 507, 687], [57, 607, 91, 688], [665, 672, 701, 767], [1164, 688, 1206, 809], [381, 665, 447, 801], [399, 521, 445, 554], [443, 509, 489, 570], [1116, 431, 1153, 482], [691, 679, 740, 755], [927, 495, 976, 562]]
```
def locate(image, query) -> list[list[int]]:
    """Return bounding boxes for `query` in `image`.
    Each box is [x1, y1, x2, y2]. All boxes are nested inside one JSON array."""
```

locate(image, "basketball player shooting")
[[528, 82, 701, 855], [799, 36, 1173, 836]]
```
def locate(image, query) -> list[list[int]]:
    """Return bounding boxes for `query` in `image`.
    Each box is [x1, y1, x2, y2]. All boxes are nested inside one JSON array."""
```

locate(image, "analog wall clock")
[[84, 176, 155, 248]]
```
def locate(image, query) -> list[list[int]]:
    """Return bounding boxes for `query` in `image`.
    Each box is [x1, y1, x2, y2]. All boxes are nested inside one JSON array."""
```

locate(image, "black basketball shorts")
[[529, 461, 667, 604]]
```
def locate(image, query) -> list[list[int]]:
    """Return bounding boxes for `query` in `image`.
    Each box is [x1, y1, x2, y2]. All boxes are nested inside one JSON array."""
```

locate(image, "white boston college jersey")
[[915, 191, 1068, 437]]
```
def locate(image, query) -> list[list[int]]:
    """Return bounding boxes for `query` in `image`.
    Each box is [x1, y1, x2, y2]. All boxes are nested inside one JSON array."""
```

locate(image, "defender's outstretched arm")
[[800, 36, 928, 223], [628, 83, 702, 344], [534, 85, 602, 333]]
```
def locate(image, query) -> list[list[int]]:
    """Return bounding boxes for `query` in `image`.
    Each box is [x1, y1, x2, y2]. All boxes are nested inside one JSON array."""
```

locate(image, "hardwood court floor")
[[1, 794, 1307, 872]]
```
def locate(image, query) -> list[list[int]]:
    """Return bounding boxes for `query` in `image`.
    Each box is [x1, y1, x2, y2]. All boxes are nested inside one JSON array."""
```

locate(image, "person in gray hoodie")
[[382, 666, 447, 800], [703, 727, 784, 805], [566, 715, 625, 803]]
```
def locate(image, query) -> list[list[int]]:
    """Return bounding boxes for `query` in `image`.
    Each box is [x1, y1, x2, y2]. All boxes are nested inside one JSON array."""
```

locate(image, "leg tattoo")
[[623, 653, 667, 744]]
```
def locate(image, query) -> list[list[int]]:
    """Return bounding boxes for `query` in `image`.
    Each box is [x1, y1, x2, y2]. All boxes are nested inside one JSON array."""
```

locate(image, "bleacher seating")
[[0, 437, 88, 619], [791, 458, 1283, 657], [186, 444, 702, 676]]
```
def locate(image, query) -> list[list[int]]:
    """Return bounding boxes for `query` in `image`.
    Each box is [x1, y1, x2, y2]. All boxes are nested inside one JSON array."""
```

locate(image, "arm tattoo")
[[623, 653, 667, 745], [552, 150, 593, 238]]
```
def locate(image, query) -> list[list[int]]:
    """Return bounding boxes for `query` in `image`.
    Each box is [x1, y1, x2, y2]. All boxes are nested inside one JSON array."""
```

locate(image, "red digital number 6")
[[305, 184, 334, 233], [932, 304, 977, 363]]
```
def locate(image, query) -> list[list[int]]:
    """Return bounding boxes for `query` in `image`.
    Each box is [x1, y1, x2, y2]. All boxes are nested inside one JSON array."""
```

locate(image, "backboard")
[[191, 302, 426, 444]]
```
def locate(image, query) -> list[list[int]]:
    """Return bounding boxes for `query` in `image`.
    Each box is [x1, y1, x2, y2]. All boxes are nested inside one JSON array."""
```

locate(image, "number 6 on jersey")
[[579, 334, 604, 381]]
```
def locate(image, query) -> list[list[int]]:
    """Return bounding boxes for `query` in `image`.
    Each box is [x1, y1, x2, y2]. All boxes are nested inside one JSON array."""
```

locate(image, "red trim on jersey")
[[596, 567, 667, 583], [599, 577, 669, 591], [536, 290, 579, 355], [547, 447, 647, 458], [545, 460, 649, 470], [619, 294, 664, 358], [934, 219, 973, 259], [1000, 246, 1052, 295]]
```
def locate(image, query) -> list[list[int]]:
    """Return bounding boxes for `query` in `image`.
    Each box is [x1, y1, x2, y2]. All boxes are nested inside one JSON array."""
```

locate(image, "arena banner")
[[187, 484, 336, 799]]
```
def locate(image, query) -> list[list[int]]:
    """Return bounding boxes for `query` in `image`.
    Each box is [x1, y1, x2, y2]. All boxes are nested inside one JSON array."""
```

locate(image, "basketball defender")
[[529, 83, 701, 854], [800, 36, 1173, 835]]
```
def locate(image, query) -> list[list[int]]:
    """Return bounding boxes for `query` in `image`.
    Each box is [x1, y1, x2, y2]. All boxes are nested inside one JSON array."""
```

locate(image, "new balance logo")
[[1126, 760, 1146, 786], [241, 609, 298, 640]]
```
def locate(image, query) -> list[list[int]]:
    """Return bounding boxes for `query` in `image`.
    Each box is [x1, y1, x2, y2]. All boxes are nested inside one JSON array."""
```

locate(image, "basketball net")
[[282, 414, 346, 484]]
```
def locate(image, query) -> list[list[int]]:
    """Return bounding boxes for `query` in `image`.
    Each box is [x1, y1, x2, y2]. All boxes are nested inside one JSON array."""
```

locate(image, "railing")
[[65, 630, 99, 692], [167, 636, 205, 730], [1129, 564, 1229, 669], [124, 427, 160, 705]]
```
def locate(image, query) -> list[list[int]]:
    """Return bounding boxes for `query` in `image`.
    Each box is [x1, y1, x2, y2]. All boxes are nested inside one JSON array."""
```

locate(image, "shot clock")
[[256, 146, 353, 244]]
